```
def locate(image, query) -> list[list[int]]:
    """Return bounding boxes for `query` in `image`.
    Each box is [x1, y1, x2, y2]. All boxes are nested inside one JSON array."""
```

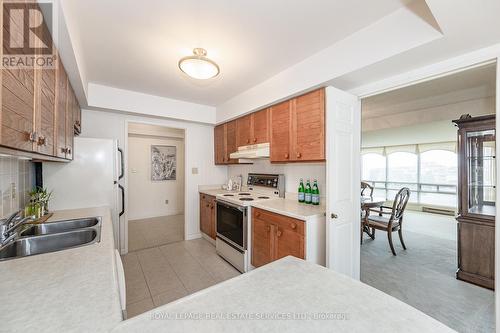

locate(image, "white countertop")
[[199, 187, 325, 220], [0, 206, 122, 333], [251, 198, 325, 220], [112, 256, 455, 333]]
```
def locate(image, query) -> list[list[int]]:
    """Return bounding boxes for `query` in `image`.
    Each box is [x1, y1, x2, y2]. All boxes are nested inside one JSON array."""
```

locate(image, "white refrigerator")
[[43, 137, 126, 253]]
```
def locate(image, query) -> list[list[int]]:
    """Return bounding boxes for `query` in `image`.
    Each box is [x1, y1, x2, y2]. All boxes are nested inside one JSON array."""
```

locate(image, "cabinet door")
[[252, 216, 274, 267], [270, 101, 291, 162], [236, 114, 252, 147], [274, 225, 305, 261], [252, 108, 269, 144], [225, 120, 238, 164], [1, 4, 36, 151], [55, 58, 68, 158], [214, 124, 226, 164], [209, 196, 217, 239], [292, 89, 325, 161], [199, 194, 211, 236], [35, 66, 56, 156], [65, 87, 76, 160]]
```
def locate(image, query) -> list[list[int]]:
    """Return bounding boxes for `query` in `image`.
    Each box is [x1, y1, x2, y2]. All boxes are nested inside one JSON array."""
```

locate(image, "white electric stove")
[[215, 173, 284, 272]]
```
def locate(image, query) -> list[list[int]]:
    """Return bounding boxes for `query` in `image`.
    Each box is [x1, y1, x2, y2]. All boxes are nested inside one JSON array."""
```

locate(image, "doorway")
[[127, 122, 185, 251], [358, 63, 496, 332]]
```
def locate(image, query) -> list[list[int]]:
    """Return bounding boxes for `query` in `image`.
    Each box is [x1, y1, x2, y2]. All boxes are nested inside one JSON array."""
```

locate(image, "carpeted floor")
[[128, 214, 184, 252], [361, 213, 494, 333]]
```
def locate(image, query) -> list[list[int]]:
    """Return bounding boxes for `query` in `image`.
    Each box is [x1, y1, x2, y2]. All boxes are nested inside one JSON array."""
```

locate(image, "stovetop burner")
[[239, 198, 254, 201], [257, 196, 270, 199], [223, 194, 234, 197], [238, 193, 251, 196]]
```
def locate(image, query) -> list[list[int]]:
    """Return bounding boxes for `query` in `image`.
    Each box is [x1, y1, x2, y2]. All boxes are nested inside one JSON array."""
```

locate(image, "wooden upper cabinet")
[[270, 100, 291, 162], [35, 67, 56, 156], [214, 124, 225, 164], [236, 114, 252, 147], [65, 86, 76, 160], [55, 58, 68, 159], [252, 108, 269, 144], [225, 120, 238, 163], [292, 89, 325, 161]]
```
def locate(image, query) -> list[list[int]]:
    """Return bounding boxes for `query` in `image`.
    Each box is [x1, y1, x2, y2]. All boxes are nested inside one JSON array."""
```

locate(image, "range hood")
[[230, 143, 270, 159]]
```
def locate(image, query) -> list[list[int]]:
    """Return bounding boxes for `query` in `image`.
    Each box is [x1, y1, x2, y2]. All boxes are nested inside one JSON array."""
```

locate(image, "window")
[[362, 147, 458, 208]]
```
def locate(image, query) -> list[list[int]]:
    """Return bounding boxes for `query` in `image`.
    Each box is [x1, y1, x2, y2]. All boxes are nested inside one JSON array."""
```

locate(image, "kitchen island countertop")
[[112, 256, 455, 333]]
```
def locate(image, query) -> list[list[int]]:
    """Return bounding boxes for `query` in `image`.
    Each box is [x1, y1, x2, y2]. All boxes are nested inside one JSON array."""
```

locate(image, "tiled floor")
[[122, 238, 240, 318], [128, 214, 184, 252], [361, 212, 494, 333]]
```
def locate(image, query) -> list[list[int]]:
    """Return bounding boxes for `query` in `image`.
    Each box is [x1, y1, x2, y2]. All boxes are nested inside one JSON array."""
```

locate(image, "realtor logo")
[[2, 0, 57, 69]]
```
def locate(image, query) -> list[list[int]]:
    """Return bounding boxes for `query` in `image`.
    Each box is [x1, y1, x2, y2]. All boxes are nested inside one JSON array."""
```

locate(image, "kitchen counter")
[[0, 206, 122, 333], [112, 256, 454, 333], [251, 198, 325, 221]]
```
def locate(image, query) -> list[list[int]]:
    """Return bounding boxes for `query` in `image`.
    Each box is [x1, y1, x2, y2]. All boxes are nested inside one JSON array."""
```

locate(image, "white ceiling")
[[362, 63, 497, 119], [63, 0, 412, 106]]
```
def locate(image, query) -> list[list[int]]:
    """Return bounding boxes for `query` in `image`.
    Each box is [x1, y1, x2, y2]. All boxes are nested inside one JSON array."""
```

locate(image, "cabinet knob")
[[253, 138, 257, 143], [276, 230, 282, 237], [284, 153, 289, 159], [61, 147, 68, 153], [256, 212, 261, 218], [222, 157, 225, 162], [206, 204, 210, 208], [266, 225, 271, 232], [296, 152, 302, 158], [290, 222, 297, 230], [37, 135, 46, 146], [67, 148, 72, 155], [331, 213, 338, 219], [246, 139, 250, 144], [28, 131, 37, 143]]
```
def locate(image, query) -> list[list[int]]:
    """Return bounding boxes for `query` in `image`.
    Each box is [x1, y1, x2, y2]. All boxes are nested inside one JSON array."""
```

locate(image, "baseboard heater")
[[422, 206, 455, 216]]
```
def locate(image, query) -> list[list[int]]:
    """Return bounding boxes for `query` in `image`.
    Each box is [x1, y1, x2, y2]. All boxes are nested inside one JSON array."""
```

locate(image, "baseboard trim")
[[456, 269, 494, 290], [186, 233, 202, 241]]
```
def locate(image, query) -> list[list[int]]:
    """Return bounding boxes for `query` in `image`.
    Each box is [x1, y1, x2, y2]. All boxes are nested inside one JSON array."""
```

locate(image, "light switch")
[[192, 167, 199, 175]]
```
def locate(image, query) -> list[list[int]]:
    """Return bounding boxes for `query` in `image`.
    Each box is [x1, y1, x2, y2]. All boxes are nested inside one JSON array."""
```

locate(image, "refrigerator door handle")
[[117, 148, 124, 180], [118, 184, 125, 217]]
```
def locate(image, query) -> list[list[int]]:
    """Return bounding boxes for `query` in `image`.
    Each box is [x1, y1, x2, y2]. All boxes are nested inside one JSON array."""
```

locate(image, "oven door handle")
[[216, 200, 245, 212]]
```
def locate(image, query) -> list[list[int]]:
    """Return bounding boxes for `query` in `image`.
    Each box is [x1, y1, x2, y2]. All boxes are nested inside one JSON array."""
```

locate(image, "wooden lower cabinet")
[[457, 218, 495, 289], [251, 207, 305, 267], [200, 194, 216, 239]]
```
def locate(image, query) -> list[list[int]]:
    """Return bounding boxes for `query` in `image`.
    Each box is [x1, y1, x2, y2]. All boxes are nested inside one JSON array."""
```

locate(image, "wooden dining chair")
[[361, 182, 374, 197], [366, 188, 410, 256]]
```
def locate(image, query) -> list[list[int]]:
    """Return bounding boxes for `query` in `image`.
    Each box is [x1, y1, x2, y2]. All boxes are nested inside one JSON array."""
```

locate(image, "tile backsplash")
[[227, 160, 326, 198], [0, 156, 35, 218]]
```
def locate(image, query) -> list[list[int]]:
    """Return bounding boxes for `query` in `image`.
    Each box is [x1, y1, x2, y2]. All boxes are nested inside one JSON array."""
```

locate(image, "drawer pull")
[[253, 138, 257, 143], [284, 153, 289, 159], [296, 152, 302, 158], [290, 222, 297, 230], [276, 230, 282, 237], [266, 225, 271, 232], [256, 212, 261, 218], [246, 139, 250, 144]]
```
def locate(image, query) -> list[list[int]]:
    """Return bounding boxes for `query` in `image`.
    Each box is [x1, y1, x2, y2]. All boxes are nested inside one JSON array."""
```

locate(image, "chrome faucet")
[[0, 210, 32, 245]]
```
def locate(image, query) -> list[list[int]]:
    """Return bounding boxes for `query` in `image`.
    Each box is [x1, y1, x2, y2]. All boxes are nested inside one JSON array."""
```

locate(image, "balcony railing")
[[363, 180, 457, 207]]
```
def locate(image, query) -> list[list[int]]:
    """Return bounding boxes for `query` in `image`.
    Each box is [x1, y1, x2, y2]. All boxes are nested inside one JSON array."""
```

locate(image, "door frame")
[[335, 50, 499, 327], [123, 119, 188, 254]]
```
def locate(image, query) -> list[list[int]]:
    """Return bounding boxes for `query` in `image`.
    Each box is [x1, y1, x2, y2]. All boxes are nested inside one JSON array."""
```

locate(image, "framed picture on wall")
[[151, 145, 176, 181]]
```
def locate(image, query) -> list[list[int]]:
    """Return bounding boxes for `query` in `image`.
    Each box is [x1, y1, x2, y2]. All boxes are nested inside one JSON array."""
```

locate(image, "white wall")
[[227, 160, 326, 200], [128, 134, 184, 220], [81, 109, 227, 241]]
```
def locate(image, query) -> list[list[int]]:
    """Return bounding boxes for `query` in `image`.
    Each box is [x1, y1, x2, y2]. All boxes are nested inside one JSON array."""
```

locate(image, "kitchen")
[[1, 1, 499, 332]]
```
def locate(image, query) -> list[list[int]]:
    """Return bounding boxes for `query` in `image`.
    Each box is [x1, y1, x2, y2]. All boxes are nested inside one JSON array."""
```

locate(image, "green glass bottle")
[[305, 179, 312, 204], [298, 178, 305, 203], [312, 179, 320, 205]]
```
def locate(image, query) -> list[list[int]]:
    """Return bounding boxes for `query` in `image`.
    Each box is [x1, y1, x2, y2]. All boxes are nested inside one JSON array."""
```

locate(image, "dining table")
[[361, 196, 386, 242]]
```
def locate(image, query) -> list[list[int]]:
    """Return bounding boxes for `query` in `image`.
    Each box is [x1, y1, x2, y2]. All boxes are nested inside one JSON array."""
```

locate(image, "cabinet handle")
[[284, 153, 289, 159], [290, 222, 297, 230], [266, 225, 271, 232], [222, 157, 226, 162], [296, 152, 302, 158], [276, 229, 282, 237], [246, 139, 250, 144], [28, 131, 37, 143], [253, 138, 257, 143], [37, 135, 46, 146], [61, 147, 68, 154], [256, 212, 261, 218], [206, 204, 210, 208], [67, 148, 72, 155]]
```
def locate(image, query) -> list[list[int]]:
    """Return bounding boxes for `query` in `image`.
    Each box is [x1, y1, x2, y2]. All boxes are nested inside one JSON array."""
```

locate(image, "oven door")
[[216, 200, 247, 250]]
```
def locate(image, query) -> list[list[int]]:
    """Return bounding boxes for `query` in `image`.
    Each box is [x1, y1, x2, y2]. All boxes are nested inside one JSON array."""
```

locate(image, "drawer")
[[252, 208, 304, 236]]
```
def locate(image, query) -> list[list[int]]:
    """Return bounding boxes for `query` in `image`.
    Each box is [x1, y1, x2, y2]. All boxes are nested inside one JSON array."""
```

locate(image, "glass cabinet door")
[[466, 129, 496, 216]]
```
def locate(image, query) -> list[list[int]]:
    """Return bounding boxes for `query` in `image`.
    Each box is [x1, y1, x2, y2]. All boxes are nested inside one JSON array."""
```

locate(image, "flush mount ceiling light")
[[178, 48, 220, 80]]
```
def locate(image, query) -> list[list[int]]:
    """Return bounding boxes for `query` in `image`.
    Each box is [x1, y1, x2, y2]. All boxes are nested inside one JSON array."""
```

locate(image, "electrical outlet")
[[11, 182, 16, 200], [165, 200, 169, 205]]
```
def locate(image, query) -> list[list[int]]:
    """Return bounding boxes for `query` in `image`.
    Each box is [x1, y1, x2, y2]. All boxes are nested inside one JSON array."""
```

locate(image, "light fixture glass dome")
[[178, 48, 220, 80]]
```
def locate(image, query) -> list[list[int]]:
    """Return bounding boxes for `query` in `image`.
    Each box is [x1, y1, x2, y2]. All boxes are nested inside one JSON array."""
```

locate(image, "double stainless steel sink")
[[0, 217, 102, 261]]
